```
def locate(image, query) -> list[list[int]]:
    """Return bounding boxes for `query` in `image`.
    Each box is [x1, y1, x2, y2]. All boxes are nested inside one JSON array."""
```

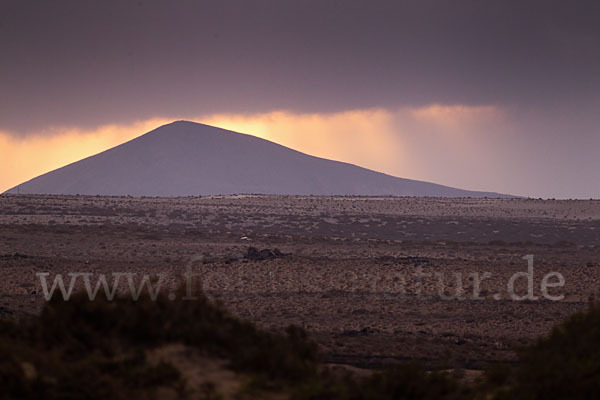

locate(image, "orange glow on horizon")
[[0, 118, 172, 193], [0, 105, 504, 193], [200, 109, 402, 175]]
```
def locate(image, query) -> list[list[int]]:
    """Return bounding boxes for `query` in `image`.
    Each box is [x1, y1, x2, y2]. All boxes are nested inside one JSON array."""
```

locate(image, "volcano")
[[5, 121, 513, 197]]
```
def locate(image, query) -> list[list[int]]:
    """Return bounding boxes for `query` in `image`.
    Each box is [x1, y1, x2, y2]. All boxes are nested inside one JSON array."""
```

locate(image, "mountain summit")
[[6, 121, 512, 197]]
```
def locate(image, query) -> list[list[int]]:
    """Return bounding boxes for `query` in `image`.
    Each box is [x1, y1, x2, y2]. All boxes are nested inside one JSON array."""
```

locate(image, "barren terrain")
[[1, 194, 599, 369]]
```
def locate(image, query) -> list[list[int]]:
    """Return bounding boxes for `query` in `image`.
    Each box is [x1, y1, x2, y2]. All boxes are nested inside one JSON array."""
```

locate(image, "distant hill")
[[5, 121, 513, 197]]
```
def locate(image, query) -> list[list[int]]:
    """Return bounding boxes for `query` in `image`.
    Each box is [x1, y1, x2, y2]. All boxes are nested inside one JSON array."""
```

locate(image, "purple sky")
[[1, 0, 599, 198]]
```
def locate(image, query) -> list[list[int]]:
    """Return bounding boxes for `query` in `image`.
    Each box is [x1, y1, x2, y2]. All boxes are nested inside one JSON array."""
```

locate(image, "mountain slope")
[[5, 121, 513, 197]]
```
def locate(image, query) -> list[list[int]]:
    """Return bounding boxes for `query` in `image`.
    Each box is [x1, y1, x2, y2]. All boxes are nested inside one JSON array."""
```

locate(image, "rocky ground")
[[1, 194, 599, 369]]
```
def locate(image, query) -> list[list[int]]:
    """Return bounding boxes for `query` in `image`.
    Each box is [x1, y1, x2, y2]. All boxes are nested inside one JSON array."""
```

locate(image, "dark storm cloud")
[[1, 0, 599, 133]]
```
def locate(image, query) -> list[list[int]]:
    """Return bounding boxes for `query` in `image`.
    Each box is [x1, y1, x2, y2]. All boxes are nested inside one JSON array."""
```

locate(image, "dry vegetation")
[[1, 194, 599, 398]]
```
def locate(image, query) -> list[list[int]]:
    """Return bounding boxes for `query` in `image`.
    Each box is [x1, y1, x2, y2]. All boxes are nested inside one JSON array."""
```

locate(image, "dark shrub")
[[498, 302, 600, 399]]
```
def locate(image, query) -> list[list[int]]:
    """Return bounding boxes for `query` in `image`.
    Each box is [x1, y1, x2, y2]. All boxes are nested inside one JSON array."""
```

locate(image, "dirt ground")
[[1, 194, 599, 369]]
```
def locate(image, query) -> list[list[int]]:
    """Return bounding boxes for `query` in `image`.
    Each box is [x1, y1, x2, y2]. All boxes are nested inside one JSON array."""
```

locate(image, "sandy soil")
[[1, 194, 599, 369]]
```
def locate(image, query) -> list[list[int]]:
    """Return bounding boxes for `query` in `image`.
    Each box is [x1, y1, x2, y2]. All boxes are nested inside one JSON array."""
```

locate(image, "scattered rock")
[[20, 362, 37, 381], [244, 247, 288, 261], [0, 306, 14, 316], [339, 327, 379, 337], [0, 252, 30, 259], [376, 256, 430, 266]]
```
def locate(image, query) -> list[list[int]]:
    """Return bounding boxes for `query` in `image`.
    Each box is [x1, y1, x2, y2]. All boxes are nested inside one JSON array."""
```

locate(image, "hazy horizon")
[[5, 120, 517, 198]]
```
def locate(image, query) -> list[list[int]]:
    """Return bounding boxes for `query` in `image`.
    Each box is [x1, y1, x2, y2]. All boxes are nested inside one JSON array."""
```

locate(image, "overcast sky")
[[1, 0, 599, 198]]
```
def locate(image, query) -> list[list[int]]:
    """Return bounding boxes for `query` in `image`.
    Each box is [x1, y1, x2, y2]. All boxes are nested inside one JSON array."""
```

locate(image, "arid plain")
[[1, 194, 599, 371]]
